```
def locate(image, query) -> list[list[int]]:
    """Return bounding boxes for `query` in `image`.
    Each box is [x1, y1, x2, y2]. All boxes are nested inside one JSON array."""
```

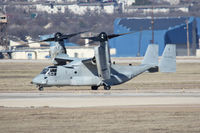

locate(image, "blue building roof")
[[110, 17, 199, 57], [118, 17, 187, 31]]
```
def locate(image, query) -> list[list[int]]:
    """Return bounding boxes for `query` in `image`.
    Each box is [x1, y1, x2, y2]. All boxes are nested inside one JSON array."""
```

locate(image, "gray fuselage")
[[32, 62, 150, 87]]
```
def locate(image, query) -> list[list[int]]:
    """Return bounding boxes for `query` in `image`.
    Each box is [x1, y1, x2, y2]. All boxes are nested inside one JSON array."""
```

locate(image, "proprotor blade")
[[108, 31, 136, 39], [61, 30, 90, 40], [82, 31, 136, 44]]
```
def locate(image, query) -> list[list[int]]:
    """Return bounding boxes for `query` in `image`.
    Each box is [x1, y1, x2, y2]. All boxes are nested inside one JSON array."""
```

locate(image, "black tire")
[[104, 85, 111, 90], [91, 86, 98, 90], [39, 86, 44, 91]]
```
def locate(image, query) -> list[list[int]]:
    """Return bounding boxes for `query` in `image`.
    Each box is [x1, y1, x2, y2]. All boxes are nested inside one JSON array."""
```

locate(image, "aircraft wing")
[[55, 53, 94, 64], [81, 58, 94, 64], [55, 53, 111, 79], [55, 54, 78, 62]]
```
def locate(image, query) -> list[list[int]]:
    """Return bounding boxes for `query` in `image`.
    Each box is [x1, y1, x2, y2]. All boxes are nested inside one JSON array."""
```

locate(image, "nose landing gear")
[[38, 86, 44, 91], [91, 84, 111, 90], [91, 86, 99, 90]]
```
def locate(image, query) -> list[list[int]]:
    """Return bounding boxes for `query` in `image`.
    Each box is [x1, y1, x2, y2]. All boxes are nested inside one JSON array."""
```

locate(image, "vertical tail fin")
[[142, 44, 158, 66], [159, 44, 176, 72]]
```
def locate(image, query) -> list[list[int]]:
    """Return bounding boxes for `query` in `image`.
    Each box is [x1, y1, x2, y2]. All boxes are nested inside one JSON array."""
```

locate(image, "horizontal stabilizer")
[[159, 44, 176, 72]]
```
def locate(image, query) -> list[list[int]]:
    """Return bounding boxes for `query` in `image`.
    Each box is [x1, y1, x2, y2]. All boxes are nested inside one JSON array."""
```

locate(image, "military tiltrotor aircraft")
[[31, 31, 176, 91]]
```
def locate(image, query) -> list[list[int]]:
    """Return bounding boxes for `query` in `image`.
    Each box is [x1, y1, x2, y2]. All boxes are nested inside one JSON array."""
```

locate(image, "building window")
[[74, 52, 78, 57], [28, 53, 32, 60]]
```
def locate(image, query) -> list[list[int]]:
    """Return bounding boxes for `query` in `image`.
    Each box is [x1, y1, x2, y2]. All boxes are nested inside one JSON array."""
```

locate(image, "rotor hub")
[[55, 32, 63, 41], [99, 32, 108, 42]]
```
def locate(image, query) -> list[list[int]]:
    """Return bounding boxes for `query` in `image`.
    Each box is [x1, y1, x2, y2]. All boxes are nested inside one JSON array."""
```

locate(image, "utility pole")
[[137, 27, 142, 57], [151, 6, 154, 44], [186, 19, 190, 56]]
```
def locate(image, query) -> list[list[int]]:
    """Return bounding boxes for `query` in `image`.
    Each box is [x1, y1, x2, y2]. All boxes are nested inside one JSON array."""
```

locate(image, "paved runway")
[[0, 92, 200, 108]]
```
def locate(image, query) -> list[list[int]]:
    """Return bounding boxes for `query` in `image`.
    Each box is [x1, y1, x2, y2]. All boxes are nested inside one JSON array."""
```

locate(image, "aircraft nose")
[[31, 74, 46, 85]]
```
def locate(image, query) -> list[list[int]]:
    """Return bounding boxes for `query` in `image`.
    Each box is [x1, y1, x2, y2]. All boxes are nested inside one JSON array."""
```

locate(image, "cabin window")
[[48, 68, 57, 76], [28, 53, 32, 60]]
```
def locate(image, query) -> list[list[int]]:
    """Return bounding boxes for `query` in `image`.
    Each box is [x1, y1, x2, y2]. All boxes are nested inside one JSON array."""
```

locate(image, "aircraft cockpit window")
[[40, 68, 49, 74]]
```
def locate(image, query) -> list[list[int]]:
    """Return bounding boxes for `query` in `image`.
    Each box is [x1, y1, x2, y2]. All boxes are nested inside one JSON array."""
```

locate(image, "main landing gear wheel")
[[91, 86, 99, 90], [38, 86, 44, 91], [104, 85, 111, 90]]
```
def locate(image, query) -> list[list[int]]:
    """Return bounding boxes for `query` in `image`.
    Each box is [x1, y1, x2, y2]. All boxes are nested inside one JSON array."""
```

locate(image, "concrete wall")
[[196, 49, 200, 57], [11, 49, 49, 60], [11, 47, 116, 59], [67, 47, 94, 58], [12, 52, 37, 60]]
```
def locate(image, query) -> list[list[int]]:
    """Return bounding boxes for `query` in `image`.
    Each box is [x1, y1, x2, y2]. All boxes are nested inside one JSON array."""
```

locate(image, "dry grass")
[[0, 106, 200, 133], [0, 61, 47, 91], [0, 60, 200, 133], [0, 60, 200, 91]]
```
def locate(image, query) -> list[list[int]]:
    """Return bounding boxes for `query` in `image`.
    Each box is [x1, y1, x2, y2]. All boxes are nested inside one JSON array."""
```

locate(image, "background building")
[[0, 12, 8, 47], [110, 17, 199, 57]]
